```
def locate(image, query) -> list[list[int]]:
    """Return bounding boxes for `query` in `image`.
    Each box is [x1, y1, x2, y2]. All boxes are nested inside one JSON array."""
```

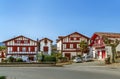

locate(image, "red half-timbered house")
[[57, 32, 89, 60], [3, 35, 37, 61], [89, 32, 120, 60]]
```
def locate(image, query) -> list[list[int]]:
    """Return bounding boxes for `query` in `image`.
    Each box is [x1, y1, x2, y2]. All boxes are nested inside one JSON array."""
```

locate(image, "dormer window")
[[44, 39, 48, 44], [24, 40, 28, 44], [17, 40, 21, 43], [70, 37, 74, 40]]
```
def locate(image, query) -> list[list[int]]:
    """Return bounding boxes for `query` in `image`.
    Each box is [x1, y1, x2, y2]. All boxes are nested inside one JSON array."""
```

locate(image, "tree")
[[51, 44, 57, 53], [79, 41, 89, 56], [0, 46, 6, 51], [103, 36, 119, 63]]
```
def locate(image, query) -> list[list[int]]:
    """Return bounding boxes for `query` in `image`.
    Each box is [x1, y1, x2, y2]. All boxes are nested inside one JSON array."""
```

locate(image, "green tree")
[[51, 52, 62, 62], [0, 46, 6, 51], [79, 41, 89, 55], [103, 36, 119, 63]]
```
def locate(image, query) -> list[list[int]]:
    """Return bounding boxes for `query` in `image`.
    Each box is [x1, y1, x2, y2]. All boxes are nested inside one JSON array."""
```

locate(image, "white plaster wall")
[[57, 41, 62, 51], [105, 46, 112, 56], [98, 51, 102, 60], [40, 40, 52, 55], [116, 43, 120, 51], [89, 47, 96, 58], [63, 37, 68, 42]]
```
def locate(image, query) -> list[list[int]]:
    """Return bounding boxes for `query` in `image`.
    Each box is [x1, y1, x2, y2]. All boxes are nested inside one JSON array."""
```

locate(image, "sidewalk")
[[63, 60, 120, 76], [106, 63, 120, 68]]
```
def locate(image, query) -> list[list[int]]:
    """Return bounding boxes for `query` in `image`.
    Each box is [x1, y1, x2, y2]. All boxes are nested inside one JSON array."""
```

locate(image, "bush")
[[2, 59, 8, 63], [16, 58, 23, 62], [8, 56, 15, 62], [105, 57, 111, 64], [58, 57, 68, 62], [0, 76, 6, 79], [44, 55, 56, 62]]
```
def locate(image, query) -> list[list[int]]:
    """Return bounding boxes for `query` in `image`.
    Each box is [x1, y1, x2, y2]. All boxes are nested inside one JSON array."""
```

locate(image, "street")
[[0, 64, 120, 79]]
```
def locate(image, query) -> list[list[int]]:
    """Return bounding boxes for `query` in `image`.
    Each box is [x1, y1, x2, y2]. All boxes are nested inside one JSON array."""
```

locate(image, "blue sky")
[[0, 0, 120, 43]]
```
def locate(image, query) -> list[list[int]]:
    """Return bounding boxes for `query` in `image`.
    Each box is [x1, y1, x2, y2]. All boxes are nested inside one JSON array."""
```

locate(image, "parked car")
[[82, 56, 93, 62], [73, 57, 82, 63]]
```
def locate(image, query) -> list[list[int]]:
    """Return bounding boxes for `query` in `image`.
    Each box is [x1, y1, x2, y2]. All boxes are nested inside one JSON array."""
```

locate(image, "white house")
[[39, 38, 53, 55]]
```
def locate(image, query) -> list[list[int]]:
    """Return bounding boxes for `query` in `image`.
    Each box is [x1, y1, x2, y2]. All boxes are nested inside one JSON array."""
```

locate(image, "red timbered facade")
[[3, 35, 37, 61], [57, 32, 89, 60], [89, 32, 120, 60]]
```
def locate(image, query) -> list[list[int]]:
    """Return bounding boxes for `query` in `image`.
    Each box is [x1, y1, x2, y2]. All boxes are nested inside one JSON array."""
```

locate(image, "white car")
[[73, 57, 82, 63], [82, 56, 93, 62]]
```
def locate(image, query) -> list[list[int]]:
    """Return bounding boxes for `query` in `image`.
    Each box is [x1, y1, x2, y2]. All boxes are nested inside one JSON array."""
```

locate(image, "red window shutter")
[[28, 40, 30, 43], [44, 46, 48, 52], [1, 52, 5, 58], [70, 37, 74, 40], [76, 37, 80, 40], [98, 51, 100, 56], [21, 40, 24, 43], [13, 47, 17, 52], [20, 47, 22, 52], [31, 47, 35, 52], [26, 47, 28, 52], [14, 40, 17, 43], [73, 43, 77, 48], [66, 44, 70, 48]]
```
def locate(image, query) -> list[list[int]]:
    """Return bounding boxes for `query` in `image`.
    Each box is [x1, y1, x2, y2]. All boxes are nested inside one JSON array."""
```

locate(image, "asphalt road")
[[0, 66, 120, 79]]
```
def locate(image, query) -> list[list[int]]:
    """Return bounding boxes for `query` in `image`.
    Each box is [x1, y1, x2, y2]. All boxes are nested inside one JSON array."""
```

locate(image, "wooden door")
[[102, 50, 106, 59], [65, 53, 71, 60]]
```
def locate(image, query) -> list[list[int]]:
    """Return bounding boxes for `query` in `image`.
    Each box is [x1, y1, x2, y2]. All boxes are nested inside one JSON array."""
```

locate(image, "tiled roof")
[[56, 32, 89, 43], [3, 35, 37, 43], [39, 38, 53, 43], [95, 32, 120, 38]]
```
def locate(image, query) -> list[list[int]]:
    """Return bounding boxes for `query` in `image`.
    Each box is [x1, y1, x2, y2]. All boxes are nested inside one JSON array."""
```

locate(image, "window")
[[66, 44, 70, 48], [44, 39, 48, 44], [9, 47, 12, 52], [30, 47, 35, 52], [17, 40, 21, 43], [70, 44, 73, 48], [14, 40, 17, 43], [21, 40, 24, 43], [73, 43, 77, 48], [24, 40, 28, 44], [22, 47, 26, 52], [44, 46, 48, 52], [70, 37, 74, 40]]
